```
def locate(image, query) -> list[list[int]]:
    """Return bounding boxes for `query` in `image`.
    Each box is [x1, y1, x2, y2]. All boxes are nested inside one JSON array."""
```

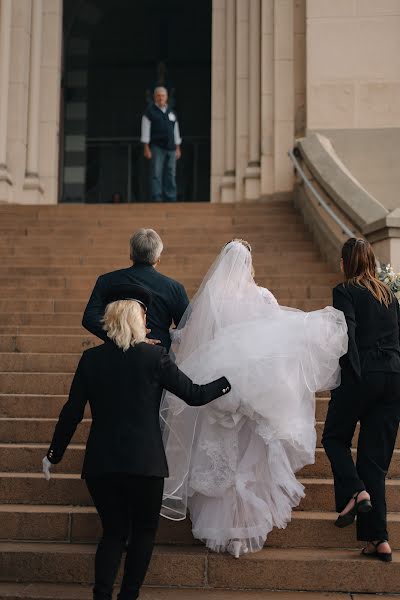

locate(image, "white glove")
[[42, 456, 52, 481]]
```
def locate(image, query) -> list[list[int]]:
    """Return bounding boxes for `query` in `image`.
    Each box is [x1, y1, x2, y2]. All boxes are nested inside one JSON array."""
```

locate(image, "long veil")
[[160, 241, 347, 526]]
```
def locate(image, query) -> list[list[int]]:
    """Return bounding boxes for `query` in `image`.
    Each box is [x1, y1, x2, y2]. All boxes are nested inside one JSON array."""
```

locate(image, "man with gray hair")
[[141, 86, 182, 202], [82, 228, 189, 350]]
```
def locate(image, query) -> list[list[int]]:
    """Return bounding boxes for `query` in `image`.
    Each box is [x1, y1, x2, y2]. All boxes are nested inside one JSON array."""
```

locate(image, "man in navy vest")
[[141, 87, 182, 202]]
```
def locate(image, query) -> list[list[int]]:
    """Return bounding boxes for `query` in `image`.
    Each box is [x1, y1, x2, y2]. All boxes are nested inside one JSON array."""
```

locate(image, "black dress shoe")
[[335, 491, 372, 528], [361, 540, 392, 562]]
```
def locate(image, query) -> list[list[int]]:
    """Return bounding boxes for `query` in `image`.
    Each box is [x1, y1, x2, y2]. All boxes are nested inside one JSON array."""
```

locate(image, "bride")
[[160, 239, 347, 557]]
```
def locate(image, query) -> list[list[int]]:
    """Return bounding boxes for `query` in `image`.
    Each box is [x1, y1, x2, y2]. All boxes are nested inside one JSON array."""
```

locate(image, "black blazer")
[[333, 282, 400, 382], [46, 341, 231, 479], [82, 264, 189, 350]]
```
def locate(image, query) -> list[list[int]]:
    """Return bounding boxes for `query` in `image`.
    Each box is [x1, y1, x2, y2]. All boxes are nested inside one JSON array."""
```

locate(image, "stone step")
[[1, 443, 399, 479], [0, 502, 400, 550], [0, 250, 321, 267], [0, 395, 84, 418], [0, 240, 318, 255], [0, 583, 328, 600], [0, 229, 312, 243], [0, 297, 330, 317], [0, 274, 340, 289], [0, 262, 332, 277], [0, 370, 335, 397], [0, 327, 88, 336], [0, 336, 98, 353], [0, 284, 333, 300], [1, 473, 399, 511], [0, 221, 307, 235], [0, 353, 81, 372], [1, 542, 400, 592], [0, 394, 330, 419]]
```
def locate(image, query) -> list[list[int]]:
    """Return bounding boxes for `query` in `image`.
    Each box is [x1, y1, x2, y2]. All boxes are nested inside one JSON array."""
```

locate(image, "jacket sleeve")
[[333, 285, 361, 380], [82, 276, 108, 342], [171, 283, 190, 327], [46, 354, 88, 464], [158, 349, 231, 407]]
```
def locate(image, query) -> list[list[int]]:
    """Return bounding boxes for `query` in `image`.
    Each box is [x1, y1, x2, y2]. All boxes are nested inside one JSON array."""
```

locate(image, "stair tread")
[[0, 583, 325, 600], [0, 540, 397, 561]]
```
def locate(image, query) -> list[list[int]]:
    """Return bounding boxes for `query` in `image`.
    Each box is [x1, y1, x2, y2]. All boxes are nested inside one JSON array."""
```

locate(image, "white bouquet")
[[377, 263, 400, 302]]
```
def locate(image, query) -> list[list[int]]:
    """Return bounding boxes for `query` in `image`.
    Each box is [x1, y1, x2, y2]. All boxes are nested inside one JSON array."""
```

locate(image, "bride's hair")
[[102, 300, 147, 351], [341, 238, 392, 306], [224, 239, 255, 277]]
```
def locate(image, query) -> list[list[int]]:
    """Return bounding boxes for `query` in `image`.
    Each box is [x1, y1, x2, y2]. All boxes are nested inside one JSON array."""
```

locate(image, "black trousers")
[[322, 372, 400, 541], [86, 475, 164, 600]]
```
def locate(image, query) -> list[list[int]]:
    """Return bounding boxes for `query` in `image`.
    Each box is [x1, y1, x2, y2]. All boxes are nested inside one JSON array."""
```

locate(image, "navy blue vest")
[[145, 104, 176, 151]]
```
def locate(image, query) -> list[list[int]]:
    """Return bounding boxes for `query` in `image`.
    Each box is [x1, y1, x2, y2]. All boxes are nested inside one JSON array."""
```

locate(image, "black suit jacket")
[[47, 341, 231, 478], [82, 264, 189, 350], [333, 282, 400, 382]]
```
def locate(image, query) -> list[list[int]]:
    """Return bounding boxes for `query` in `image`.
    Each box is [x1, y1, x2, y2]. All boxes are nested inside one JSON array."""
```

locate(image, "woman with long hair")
[[322, 238, 400, 562], [43, 283, 231, 600]]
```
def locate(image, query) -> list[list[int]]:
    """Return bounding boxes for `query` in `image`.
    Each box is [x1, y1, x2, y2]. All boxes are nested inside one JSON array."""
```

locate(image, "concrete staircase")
[[0, 201, 399, 599]]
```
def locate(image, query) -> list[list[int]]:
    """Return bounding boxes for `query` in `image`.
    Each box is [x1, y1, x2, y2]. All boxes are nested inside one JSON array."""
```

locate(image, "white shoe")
[[227, 540, 249, 559]]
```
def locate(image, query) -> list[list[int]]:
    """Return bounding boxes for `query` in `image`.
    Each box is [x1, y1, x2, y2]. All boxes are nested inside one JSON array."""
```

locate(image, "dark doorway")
[[61, 0, 212, 203]]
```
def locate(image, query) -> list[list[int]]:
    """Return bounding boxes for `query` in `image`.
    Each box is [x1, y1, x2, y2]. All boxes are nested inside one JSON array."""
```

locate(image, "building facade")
[[0, 0, 399, 205]]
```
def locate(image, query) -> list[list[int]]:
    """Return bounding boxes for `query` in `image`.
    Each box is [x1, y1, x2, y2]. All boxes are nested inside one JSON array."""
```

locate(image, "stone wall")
[[307, 0, 400, 130]]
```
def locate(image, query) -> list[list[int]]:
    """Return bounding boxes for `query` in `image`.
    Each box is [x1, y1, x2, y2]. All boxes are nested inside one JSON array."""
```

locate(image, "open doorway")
[[61, 0, 212, 203]]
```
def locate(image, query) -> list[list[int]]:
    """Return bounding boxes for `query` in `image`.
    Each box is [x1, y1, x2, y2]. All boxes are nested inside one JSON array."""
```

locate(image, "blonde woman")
[[43, 283, 231, 600]]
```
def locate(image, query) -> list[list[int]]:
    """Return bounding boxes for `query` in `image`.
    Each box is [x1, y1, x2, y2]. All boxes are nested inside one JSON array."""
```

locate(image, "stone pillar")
[[210, 0, 226, 202], [39, 0, 63, 204], [221, 0, 236, 203], [23, 0, 44, 201], [0, 0, 13, 201], [235, 0, 249, 202], [244, 0, 261, 200], [273, 0, 294, 192], [260, 0, 274, 195]]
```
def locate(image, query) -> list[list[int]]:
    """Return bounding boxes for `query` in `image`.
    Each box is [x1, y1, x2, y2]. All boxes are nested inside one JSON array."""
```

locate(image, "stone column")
[[0, 0, 13, 201], [273, 0, 294, 192], [221, 0, 236, 203], [23, 0, 44, 201], [235, 0, 249, 202], [260, 0, 274, 195], [244, 0, 261, 200], [210, 0, 226, 202], [39, 0, 63, 204]]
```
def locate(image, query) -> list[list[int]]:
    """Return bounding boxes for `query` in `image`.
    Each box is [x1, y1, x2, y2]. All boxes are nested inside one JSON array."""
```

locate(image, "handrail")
[[288, 148, 354, 238]]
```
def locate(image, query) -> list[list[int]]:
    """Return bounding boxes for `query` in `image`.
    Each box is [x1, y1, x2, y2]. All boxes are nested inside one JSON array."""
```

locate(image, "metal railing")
[[288, 148, 354, 238], [85, 136, 210, 203]]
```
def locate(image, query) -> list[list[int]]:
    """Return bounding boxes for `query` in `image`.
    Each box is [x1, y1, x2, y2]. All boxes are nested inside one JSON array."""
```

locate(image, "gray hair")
[[154, 86, 168, 97], [130, 228, 163, 265]]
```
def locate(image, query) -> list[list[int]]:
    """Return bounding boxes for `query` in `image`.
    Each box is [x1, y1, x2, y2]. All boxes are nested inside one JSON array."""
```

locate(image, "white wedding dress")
[[160, 241, 348, 556]]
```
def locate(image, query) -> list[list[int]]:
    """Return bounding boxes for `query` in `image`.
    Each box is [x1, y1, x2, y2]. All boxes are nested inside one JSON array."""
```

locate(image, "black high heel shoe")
[[361, 540, 392, 562], [334, 490, 372, 528]]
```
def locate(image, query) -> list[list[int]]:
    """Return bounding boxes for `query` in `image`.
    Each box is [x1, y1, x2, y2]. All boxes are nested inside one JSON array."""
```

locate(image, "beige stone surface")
[[307, 4, 400, 130], [316, 128, 400, 212], [0, 583, 355, 599], [307, 0, 356, 18]]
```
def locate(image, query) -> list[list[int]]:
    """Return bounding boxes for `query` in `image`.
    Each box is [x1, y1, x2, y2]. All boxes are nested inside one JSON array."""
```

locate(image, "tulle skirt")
[[161, 306, 347, 555]]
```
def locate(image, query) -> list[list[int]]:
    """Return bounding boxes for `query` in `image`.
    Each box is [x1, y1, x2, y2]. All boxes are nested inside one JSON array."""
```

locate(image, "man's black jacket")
[[82, 263, 189, 350], [46, 341, 231, 478]]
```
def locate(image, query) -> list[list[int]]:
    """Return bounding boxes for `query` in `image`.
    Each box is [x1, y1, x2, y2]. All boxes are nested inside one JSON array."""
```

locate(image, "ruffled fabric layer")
[[161, 305, 347, 553]]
